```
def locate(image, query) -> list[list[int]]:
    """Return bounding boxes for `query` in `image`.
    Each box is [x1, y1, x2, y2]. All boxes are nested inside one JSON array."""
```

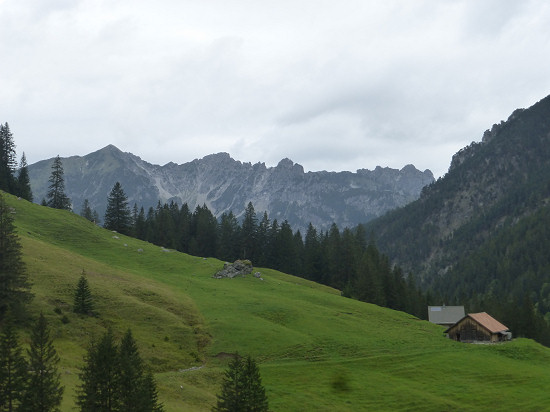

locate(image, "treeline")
[[100, 183, 428, 319], [0, 122, 33, 202]]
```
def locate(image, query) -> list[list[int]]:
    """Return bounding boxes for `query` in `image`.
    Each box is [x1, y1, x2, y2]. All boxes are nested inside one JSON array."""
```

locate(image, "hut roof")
[[428, 306, 465, 325], [468, 312, 509, 333]]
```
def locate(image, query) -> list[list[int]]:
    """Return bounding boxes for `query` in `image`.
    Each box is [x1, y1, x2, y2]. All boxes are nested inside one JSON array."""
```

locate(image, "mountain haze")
[[28, 147, 433, 232]]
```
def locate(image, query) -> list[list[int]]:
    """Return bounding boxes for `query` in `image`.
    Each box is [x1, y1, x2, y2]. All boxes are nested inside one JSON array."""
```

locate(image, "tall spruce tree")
[[0, 193, 32, 321], [104, 182, 132, 235], [20, 312, 64, 412], [77, 329, 120, 412], [118, 329, 163, 412], [0, 123, 17, 194], [118, 329, 144, 411], [46, 156, 71, 210], [141, 371, 164, 412], [213, 354, 268, 412], [73, 271, 93, 315], [0, 316, 28, 412], [16, 153, 33, 202]]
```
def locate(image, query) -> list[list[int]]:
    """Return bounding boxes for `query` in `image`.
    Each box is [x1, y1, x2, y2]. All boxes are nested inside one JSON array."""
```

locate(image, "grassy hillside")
[[6, 192, 550, 411]]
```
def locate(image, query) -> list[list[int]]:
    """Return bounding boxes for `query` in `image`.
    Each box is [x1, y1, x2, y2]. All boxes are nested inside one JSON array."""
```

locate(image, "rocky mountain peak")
[[28, 150, 433, 232]]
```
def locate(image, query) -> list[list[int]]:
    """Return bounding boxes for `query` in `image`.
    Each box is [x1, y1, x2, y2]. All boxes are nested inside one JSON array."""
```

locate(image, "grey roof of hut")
[[428, 306, 465, 325]]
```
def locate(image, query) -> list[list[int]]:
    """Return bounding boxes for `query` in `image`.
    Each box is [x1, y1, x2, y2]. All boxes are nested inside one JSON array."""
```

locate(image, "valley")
[[6, 193, 550, 411]]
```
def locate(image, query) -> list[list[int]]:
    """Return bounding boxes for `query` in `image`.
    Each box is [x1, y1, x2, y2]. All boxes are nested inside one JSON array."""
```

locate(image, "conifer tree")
[[0, 193, 32, 321], [16, 153, 33, 202], [73, 271, 93, 315], [240, 202, 258, 261], [118, 329, 163, 412], [0, 316, 28, 411], [46, 155, 71, 210], [77, 329, 120, 411], [118, 329, 145, 412], [214, 354, 268, 412], [20, 312, 64, 412], [0, 123, 17, 194], [80, 199, 95, 222], [104, 182, 132, 235], [141, 371, 164, 412]]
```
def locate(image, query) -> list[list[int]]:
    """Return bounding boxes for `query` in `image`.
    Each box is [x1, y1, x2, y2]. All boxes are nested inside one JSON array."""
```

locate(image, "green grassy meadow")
[[6, 192, 550, 411]]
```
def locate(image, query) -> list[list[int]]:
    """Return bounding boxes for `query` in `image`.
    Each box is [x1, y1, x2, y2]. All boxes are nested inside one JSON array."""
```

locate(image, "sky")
[[1, 1, 550, 178]]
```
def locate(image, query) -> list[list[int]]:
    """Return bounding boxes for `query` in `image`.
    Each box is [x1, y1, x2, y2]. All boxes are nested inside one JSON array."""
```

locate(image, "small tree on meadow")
[[46, 155, 71, 210], [213, 354, 268, 412], [118, 329, 163, 412], [104, 182, 132, 235], [16, 152, 33, 202], [77, 329, 120, 411], [20, 312, 64, 412], [73, 271, 93, 315]]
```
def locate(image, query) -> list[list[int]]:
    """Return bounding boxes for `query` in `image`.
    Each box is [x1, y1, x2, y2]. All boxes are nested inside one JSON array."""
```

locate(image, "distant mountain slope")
[[365, 94, 550, 289], [28, 147, 433, 232]]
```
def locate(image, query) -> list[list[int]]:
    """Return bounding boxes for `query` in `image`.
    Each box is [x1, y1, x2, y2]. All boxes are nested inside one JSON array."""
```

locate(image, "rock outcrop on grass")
[[213, 260, 254, 279]]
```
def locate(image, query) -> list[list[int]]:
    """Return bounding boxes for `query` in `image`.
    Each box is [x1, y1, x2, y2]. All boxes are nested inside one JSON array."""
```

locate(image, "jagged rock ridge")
[[28, 147, 434, 232]]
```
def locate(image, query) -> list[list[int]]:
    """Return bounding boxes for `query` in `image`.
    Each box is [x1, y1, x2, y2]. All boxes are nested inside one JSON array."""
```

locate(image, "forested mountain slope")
[[365, 94, 550, 315]]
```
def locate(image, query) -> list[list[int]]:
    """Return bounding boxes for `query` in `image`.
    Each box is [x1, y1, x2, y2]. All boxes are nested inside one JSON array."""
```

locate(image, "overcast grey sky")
[[1, 0, 550, 177]]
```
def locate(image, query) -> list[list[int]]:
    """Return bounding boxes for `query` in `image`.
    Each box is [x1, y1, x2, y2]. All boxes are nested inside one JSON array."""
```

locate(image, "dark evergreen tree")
[[0, 316, 28, 412], [303, 223, 321, 281], [77, 329, 120, 412], [154, 203, 176, 249], [217, 212, 240, 262], [240, 202, 258, 261], [16, 153, 33, 202], [0, 123, 17, 194], [241, 355, 268, 412], [73, 271, 93, 315], [141, 370, 164, 412], [213, 354, 268, 412], [255, 212, 271, 266], [0, 193, 32, 321], [190, 205, 217, 257], [46, 156, 71, 210], [214, 356, 243, 412], [104, 182, 132, 235], [134, 206, 147, 241], [80, 199, 95, 222], [20, 312, 64, 412], [118, 329, 144, 412], [119, 329, 163, 412], [272, 220, 297, 275], [178, 203, 192, 253]]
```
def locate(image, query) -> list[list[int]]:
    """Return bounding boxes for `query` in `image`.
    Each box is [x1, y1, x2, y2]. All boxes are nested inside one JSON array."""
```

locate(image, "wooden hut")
[[445, 312, 511, 343]]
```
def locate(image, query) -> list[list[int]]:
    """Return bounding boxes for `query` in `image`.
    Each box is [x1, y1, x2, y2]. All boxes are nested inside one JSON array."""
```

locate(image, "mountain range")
[[27, 147, 433, 232]]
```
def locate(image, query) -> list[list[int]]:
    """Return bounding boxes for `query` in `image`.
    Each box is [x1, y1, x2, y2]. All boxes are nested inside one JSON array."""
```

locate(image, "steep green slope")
[[6, 192, 550, 411]]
